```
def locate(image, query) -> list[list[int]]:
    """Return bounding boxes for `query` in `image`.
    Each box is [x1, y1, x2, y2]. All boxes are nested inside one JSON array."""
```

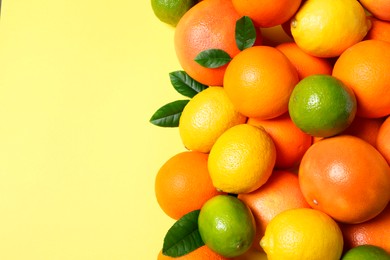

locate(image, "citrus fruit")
[[299, 135, 390, 224], [332, 40, 390, 118], [377, 116, 390, 165], [359, 0, 390, 21], [208, 124, 276, 194], [260, 208, 344, 260], [340, 204, 390, 254], [341, 245, 390, 260], [157, 246, 230, 260], [276, 42, 333, 80], [155, 151, 222, 220], [290, 0, 370, 57], [174, 0, 242, 86], [198, 195, 256, 258], [223, 45, 299, 119], [365, 16, 390, 43], [248, 113, 312, 169], [238, 170, 310, 250], [288, 74, 357, 137], [179, 87, 246, 153], [231, 0, 302, 28], [341, 116, 384, 147], [151, 0, 197, 26]]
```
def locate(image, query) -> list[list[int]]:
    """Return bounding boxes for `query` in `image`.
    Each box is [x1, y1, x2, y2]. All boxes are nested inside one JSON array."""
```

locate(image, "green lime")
[[198, 195, 255, 258], [341, 245, 390, 260], [151, 0, 197, 27], [288, 74, 357, 137]]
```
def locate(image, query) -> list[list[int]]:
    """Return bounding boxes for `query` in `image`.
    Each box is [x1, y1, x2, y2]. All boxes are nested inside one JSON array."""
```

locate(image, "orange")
[[231, 0, 302, 28], [339, 204, 390, 254], [359, 0, 390, 21], [299, 135, 390, 224], [174, 0, 241, 86], [340, 116, 385, 147], [332, 40, 390, 118], [223, 46, 299, 119], [377, 116, 390, 165], [155, 151, 222, 220], [248, 113, 312, 169], [364, 16, 390, 43], [276, 42, 333, 80], [238, 170, 310, 250], [157, 246, 229, 260]]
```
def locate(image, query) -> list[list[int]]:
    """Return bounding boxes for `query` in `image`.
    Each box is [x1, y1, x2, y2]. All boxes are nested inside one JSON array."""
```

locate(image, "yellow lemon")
[[290, 0, 371, 57], [260, 208, 344, 260], [208, 124, 276, 194], [179, 87, 246, 153]]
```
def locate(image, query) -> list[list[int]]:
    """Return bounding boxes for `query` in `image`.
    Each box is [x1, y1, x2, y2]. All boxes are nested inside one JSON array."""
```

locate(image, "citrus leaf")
[[162, 210, 204, 257], [194, 49, 232, 68], [169, 71, 208, 98], [149, 100, 189, 127], [235, 16, 256, 51]]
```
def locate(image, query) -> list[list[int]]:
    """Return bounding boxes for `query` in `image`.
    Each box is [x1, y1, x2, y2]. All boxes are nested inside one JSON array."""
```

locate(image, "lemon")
[[198, 195, 256, 258], [179, 87, 246, 153], [151, 0, 197, 27], [342, 245, 390, 260], [208, 124, 276, 194], [290, 0, 371, 57], [260, 208, 344, 260]]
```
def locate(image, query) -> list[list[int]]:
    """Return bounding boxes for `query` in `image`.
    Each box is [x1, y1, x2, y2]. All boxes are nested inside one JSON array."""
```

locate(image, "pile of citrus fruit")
[[151, 0, 390, 259]]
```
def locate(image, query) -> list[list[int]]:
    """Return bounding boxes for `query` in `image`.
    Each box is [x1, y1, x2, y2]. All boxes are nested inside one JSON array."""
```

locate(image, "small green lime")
[[288, 74, 357, 137], [342, 245, 390, 260], [151, 0, 196, 27], [198, 195, 255, 258]]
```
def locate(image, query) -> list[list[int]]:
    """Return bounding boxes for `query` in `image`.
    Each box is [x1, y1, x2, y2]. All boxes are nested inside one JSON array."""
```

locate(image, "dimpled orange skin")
[[376, 116, 390, 165]]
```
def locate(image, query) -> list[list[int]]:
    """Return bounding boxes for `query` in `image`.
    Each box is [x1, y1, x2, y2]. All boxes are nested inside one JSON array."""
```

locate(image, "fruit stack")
[[151, 0, 390, 259]]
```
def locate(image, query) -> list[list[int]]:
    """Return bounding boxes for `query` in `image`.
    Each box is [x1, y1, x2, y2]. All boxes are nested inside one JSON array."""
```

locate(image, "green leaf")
[[235, 16, 257, 51], [194, 49, 232, 68], [162, 210, 204, 257], [149, 100, 189, 127], [169, 71, 208, 98]]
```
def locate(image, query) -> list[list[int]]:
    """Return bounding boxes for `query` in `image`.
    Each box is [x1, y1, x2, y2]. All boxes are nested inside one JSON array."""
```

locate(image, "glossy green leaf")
[[162, 210, 204, 257], [235, 16, 257, 51], [169, 71, 208, 98], [194, 49, 232, 68], [149, 100, 189, 127]]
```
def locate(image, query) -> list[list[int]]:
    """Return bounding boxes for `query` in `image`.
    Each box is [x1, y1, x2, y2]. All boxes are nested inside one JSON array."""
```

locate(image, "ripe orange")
[[339, 204, 390, 254], [232, 0, 302, 28], [377, 116, 390, 165], [155, 151, 222, 220], [364, 16, 390, 43], [340, 116, 385, 147], [238, 170, 310, 250], [248, 113, 312, 169], [276, 42, 333, 80], [174, 0, 242, 86], [157, 246, 229, 260], [299, 135, 390, 224], [223, 46, 299, 119], [332, 40, 390, 118], [359, 0, 390, 21]]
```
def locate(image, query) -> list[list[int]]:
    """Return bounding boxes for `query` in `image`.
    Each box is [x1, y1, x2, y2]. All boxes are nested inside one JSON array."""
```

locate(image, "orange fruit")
[[174, 0, 242, 86], [332, 40, 390, 118], [157, 246, 229, 260], [364, 16, 390, 43], [299, 135, 390, 224], [276, 42, 333, 80], [231, 0, 302, 28], [340, 116, 385, 147], [248, 113, 312, 169], [359, 0, 390, 21], [339, 204, 390, 254], [155, 151, 222, 220], [223, 46, 299, 119], [238, 170, 311, 250], [377, 116, 390, 165]]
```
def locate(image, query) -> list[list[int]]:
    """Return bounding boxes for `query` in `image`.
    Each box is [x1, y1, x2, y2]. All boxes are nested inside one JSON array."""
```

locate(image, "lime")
[[151, 0, 197, 27], [288, 74, 357, 137], [342, 245, 390, 260], [198, 195, 256, 258]]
